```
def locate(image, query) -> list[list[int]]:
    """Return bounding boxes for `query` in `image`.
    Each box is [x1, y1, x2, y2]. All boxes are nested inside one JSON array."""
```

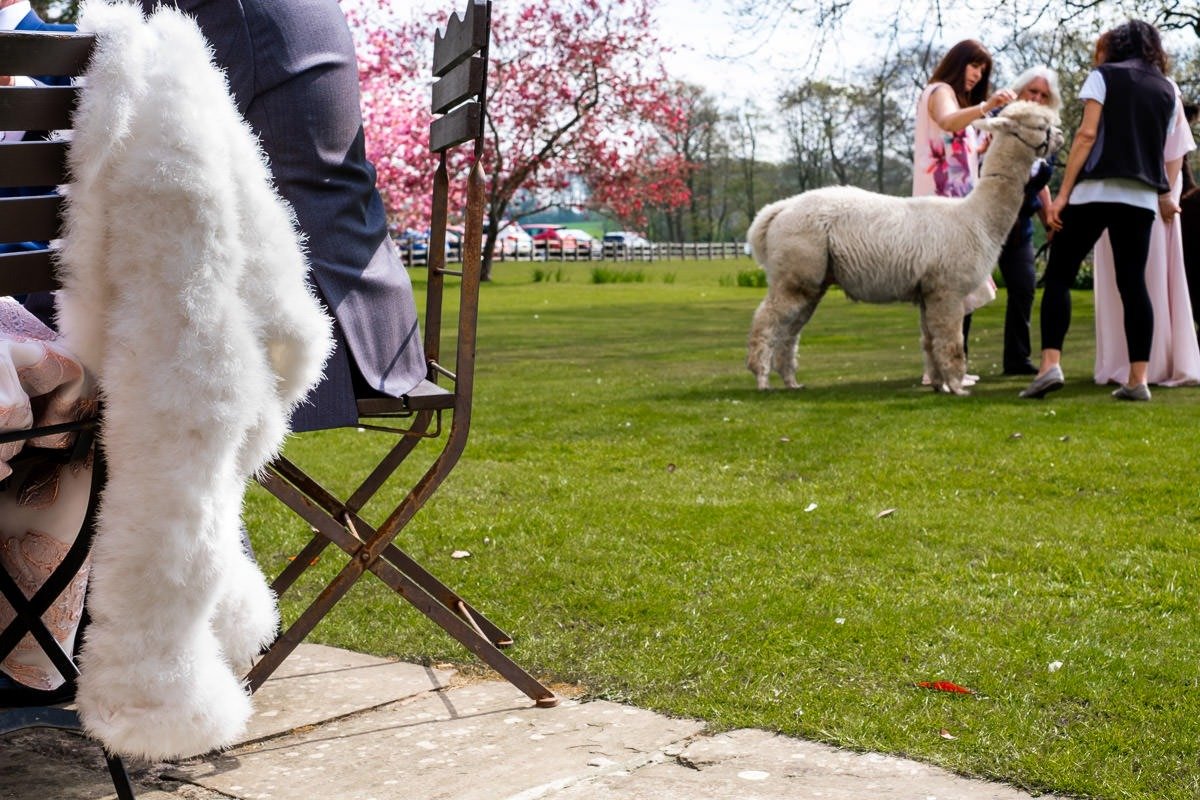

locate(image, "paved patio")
[[2, 643, 1066, 800]]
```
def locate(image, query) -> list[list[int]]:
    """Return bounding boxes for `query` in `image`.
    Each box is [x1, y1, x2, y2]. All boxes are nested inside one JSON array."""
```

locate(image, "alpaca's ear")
[[974, 115, 1016, 135]]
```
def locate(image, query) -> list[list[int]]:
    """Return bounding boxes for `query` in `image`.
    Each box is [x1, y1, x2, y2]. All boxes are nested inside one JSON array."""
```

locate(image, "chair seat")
[[356, 379, 454, 416]]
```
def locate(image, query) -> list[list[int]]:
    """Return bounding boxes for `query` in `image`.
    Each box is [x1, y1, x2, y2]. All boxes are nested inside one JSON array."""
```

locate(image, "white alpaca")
[[746, 101, 1062, 395]]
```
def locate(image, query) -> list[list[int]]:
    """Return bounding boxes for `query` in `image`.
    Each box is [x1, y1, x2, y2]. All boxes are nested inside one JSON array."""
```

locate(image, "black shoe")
[[1003, 362, 1039, 376]]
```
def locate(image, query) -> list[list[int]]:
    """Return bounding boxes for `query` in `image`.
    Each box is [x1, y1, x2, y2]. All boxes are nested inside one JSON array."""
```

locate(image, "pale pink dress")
[[1093, 91, 1200, 386], [912, 82, 996, 312], [0, 298, 96, 690]]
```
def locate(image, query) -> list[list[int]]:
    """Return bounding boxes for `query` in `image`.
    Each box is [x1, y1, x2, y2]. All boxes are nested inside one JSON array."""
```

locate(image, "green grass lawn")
[[246, 257, 1200, 800]]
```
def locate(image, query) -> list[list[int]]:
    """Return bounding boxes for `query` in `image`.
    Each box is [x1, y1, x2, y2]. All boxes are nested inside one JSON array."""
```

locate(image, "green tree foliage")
[[779, 79, 913, 195], [646, 84, 791, 241]]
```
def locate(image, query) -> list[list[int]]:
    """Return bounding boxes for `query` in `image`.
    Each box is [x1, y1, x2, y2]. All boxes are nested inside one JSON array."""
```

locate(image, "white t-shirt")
[[1069, 69, 1179, 212], [0, 1, 32, 29]]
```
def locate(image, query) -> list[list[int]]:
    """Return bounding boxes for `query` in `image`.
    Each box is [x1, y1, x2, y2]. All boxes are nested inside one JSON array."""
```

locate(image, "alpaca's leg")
[[918, 299, 941, 390], [774, 285, 825, 389], [747, 296, 779, 390], [925, 293, 968, 395], [748, 283, 821, 390]]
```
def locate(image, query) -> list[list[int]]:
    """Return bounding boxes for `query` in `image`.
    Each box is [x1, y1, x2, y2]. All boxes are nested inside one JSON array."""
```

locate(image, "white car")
[[561, 227, 600, 244], [603, 231, 650, 247], [557, 228, 598, 248], [486, 221, 535, 258]]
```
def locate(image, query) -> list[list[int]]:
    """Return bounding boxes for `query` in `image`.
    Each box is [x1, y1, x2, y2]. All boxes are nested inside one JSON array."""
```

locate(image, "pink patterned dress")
[[913, 82, 980, 199], [0, 298, 96, 690], [912, 82, 995, 312], [1093, 89, 1200, 386]]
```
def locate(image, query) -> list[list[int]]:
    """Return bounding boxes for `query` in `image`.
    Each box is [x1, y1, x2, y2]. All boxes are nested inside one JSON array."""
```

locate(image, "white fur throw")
[[55, 1, 334, 760]]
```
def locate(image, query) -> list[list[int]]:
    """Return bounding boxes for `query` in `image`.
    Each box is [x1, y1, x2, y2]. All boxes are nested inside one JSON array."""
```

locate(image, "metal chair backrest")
[[422, 0, 489, 402], [0, 30, 93, 296], [0, 28, 139, 800]]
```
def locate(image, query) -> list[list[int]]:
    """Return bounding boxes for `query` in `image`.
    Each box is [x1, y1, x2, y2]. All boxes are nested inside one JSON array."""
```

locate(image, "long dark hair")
[[929, 39, 993, 107], [1103, 19, 1169, 74]]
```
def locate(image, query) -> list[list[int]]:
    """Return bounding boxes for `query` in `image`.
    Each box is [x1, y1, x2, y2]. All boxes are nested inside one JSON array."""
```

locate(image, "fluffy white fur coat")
[[55, 1, 334, 760]]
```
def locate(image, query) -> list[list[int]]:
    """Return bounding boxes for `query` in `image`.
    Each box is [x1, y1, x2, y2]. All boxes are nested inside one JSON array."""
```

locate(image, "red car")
[[526, 224, 580, 253]]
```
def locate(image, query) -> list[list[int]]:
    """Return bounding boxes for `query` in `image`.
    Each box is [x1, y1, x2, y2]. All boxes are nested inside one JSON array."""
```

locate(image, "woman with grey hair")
[[1009, 65, 1062, 111], [996, 65, 1061, 374]]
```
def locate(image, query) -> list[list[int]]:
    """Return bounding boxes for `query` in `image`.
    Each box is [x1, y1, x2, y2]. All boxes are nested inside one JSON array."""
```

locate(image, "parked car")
[[521, 223, 562, 239], [395, 227, 468, 265], [484, 220, 535, 258], [557, 227, 599, 255], [602, 231, 650, 256], [394, 229, 429, 264], [444, 227, 462, 260], [527, 224, 586, 255], [602, 231, 650, 247]]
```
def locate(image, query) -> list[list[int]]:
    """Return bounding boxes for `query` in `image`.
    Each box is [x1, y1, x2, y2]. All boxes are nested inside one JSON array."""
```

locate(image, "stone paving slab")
[[545, 728, 1069, 800], [242, 642, 453, 742], [168, 682, 705, 800]]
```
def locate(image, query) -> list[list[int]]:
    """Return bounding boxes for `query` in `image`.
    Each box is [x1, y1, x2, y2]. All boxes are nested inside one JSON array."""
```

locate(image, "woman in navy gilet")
[[1020, 20, 1177, 402]]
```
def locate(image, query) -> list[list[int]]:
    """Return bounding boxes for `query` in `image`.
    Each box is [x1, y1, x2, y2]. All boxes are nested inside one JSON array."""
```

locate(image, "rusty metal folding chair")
[[0, 27, 138, 800], [246, 0, 557, 709]]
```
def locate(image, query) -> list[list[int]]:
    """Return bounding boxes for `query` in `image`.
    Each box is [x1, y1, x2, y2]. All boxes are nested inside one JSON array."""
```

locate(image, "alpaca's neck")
[[963, 143, 1038, 246]]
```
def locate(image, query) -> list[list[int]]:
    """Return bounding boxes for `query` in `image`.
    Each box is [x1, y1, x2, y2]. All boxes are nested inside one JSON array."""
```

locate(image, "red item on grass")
[[916, 680, 973, 694]]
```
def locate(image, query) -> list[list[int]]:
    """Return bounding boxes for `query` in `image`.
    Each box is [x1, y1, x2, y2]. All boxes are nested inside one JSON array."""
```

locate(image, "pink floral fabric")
[[912, 82, 980, 200], [912, 82, 995, 312], [0, 297, 96, 690]]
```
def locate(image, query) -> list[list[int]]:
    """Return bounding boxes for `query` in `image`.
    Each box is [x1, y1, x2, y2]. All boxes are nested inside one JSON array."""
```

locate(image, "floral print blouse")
[[912, 82, 981, 198]]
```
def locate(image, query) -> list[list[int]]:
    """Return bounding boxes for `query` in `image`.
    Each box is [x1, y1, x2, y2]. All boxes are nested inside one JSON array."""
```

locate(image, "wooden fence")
[[395, 239, 750, 266]]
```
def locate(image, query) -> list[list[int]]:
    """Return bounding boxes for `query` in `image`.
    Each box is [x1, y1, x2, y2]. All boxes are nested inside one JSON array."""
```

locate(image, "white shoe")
[[1112, 383, 1151, 401], [924, 373, 977, 387], [1019, 365, 1065, 399]]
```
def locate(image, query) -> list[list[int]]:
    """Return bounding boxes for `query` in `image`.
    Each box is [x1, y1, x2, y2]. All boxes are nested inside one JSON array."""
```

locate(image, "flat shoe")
[[1019, 365, 1064, 399], [1112, 383, 1151, 401]]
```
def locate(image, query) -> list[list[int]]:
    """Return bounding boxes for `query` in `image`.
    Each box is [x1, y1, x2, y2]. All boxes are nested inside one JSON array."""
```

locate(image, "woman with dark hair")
[[1092, 29, 1199, 388], [1021, 20, 1179, 401], [915, 40, 1015, 199], [913, 39, 1015, 386]]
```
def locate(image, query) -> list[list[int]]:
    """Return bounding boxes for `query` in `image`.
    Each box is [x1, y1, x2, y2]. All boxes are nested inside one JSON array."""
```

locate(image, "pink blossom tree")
[[349, 0, 693, 278]]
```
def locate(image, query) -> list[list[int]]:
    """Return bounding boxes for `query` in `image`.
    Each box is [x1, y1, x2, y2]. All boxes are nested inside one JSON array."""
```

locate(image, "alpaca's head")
[[976, 101, 1064, 162]]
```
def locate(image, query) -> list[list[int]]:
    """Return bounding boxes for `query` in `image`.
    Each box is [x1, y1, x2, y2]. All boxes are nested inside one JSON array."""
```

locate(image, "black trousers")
[[1040, 202, 1155, 361], [997, 222, 1037, 370]]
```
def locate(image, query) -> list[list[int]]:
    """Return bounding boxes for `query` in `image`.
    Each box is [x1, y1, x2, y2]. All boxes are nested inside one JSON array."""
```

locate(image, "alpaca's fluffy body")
[[56, 2, 333, 760], [747, 101, 1061, 394]]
